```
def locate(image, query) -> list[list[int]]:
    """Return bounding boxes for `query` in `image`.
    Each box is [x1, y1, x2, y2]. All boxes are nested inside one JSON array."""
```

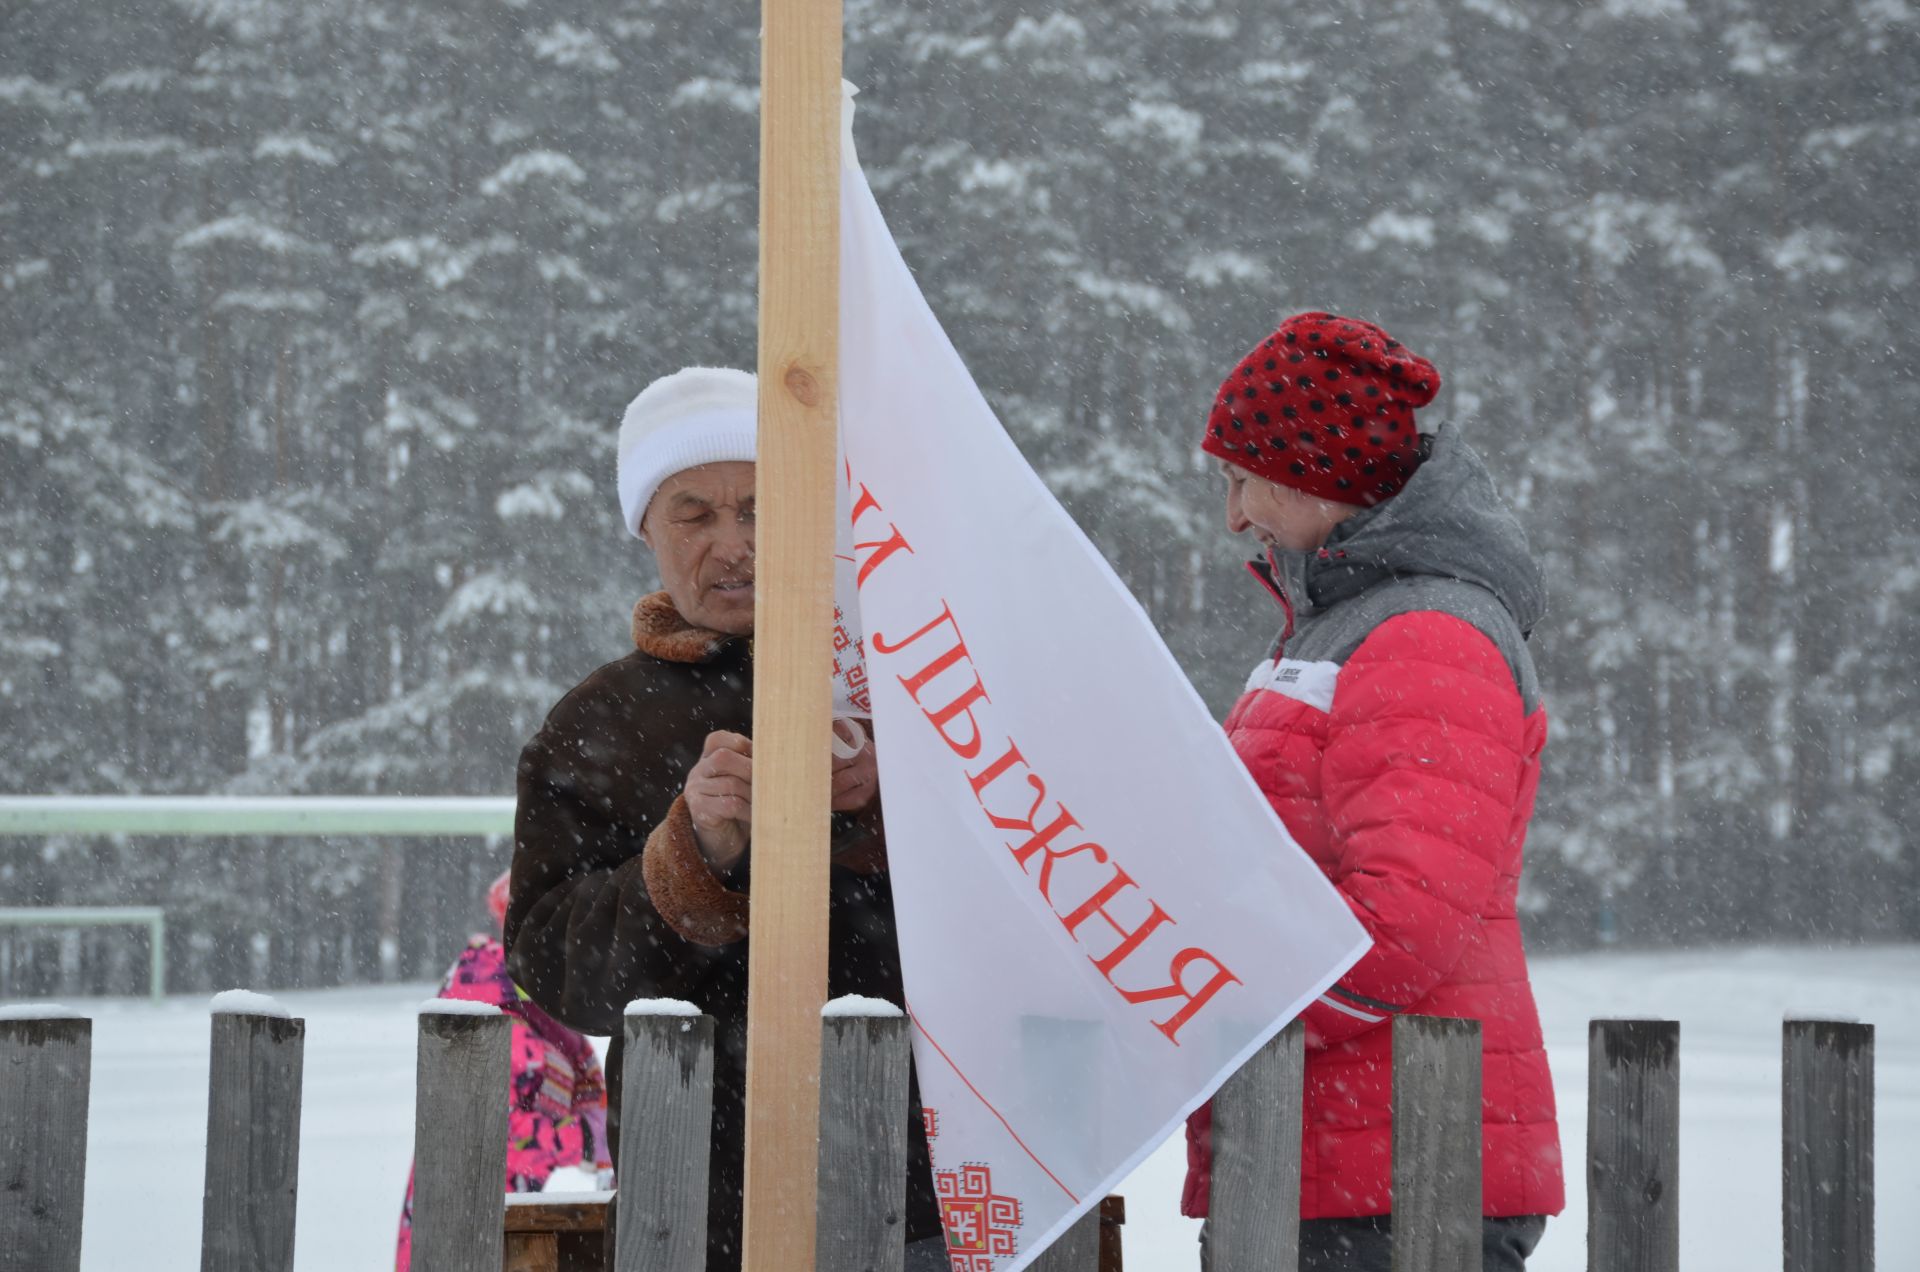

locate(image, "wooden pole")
[[744, 0, 841, 1266], [0, 1013, 91, 1272], [410, 1006, 512, 1272], [1207, 1022, 1306, 1270], [1783, 1019, 1873, 1272], [1587, 1020, 1679, 1272], [1391, 1016, 1482, 1272], [815, 1008, 912, 1271], [616, 1006, 717, 1272], [200, 1009, 306, 1272], [1030, 1209, 1102, 1272]]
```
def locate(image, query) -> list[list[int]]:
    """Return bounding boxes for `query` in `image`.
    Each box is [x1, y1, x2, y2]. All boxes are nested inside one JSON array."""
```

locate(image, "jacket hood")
[[1264, 425, 1546, 634]]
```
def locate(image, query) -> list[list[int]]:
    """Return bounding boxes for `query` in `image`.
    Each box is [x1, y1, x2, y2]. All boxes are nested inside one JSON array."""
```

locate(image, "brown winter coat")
[[504, 592, 940, 1269]]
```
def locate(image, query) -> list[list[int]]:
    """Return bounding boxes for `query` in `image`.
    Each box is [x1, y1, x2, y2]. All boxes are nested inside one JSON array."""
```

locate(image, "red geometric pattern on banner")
[[935, 1162, 1021, 1272], [830, 604, 871, 713], [923, 1106, 939, 1141]]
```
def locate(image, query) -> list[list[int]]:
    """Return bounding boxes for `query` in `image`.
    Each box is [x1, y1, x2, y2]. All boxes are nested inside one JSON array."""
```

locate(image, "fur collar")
[[631, 591, 734, 665]]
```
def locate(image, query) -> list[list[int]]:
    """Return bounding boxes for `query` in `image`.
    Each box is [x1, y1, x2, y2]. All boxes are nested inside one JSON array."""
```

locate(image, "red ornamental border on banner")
[[910, 1006, 1077, 1204], [926, 1102, 1027, 1271], [830, 602, 871, 713], [936, 1158, 1024, 1272]]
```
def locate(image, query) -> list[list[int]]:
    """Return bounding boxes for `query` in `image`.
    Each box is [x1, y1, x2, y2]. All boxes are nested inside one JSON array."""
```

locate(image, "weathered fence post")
[[816, 997, 911, 1272], [1587, 1020, 1679, 1272], [410, 1002, 512, 1272], [1207, 1021, 1306, 1271], [200, 992, 305, 1272], [1392, 1016, 1481, 1272], [1783, 1019, 1873, 1272], [615, 1000, 716, 1272], [0, 1007, 91, 1272], [1030, 1207, 1102, 1272]]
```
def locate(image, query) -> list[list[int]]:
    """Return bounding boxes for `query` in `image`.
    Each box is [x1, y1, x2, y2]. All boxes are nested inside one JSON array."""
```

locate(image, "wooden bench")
[[504, 1193, 1127, 1272], [503, 1193, 613, 1272]]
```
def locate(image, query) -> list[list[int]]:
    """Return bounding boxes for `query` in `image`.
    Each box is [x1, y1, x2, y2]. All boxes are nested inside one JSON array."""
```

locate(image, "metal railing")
[[0, 796, 514, 1000], [0, 795, 514, 838], [0, 907, 167, 1005]]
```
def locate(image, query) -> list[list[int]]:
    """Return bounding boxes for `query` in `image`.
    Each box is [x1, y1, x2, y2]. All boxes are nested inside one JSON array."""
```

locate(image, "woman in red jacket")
[[1187, 312, 1563, 1270]]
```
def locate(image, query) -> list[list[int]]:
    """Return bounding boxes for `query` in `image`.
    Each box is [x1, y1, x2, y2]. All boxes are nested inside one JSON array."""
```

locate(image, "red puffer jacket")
[[1184, 427, 1563, 1221]]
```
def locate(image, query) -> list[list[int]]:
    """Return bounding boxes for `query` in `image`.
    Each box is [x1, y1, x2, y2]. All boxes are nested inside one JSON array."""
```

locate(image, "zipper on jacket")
[[1244, 549, 1295, 661]]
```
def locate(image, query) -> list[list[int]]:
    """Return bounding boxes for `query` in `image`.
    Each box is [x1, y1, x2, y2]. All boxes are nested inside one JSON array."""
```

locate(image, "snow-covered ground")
[[38, 945, 1920, 1270]]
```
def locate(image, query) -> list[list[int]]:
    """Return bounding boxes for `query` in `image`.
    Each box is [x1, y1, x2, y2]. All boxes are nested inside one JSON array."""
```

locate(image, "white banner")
[[837, 87, 1369, 1271]]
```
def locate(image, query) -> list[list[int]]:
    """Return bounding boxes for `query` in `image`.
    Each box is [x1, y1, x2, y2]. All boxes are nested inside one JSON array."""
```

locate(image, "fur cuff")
[[642, 795, 750, 946], [632, 592, 729, 664]]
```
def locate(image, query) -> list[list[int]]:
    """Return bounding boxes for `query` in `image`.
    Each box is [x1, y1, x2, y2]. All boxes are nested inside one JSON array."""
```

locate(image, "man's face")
[[1221, 461, 1354, 553], [641, 461, 757, 636]]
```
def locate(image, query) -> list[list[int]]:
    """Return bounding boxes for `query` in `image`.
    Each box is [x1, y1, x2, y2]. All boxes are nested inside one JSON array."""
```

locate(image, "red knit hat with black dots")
[[1201, 312, 1441, 507]]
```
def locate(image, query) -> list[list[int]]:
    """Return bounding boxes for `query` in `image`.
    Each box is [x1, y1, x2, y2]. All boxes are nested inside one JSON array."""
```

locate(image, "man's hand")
[[685, 731, 752, 871], [830, 719, 879, 813]]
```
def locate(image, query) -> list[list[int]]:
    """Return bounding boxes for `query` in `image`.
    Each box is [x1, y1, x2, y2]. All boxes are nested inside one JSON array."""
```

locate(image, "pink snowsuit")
[[394, 918, 613, 1270]]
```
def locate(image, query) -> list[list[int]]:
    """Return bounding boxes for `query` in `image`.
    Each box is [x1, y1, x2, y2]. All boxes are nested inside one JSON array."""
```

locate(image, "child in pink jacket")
[[395, 872, 613, 1271]]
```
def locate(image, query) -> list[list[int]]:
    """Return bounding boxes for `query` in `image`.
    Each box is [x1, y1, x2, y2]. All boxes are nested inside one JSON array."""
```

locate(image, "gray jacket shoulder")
[[1288, 577, 1541, 713]]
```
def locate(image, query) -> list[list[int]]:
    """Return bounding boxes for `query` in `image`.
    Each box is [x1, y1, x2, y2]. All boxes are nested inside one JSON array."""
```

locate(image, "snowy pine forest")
[[3, 0, 1917, 996]]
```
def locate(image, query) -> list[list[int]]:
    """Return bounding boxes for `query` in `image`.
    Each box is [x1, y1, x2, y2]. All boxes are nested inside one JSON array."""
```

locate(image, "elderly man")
[[504, 366, 942, 1270]]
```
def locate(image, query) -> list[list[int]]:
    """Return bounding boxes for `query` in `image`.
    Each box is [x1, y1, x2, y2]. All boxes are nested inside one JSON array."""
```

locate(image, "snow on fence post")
[[1783, 1019, 1873, 1272], [815, 997, 911, 1272], [1206, 1020, 1306, 1270], [1391, 1016, 1481, 1272], [410, 1002, 511, 1272], [200, 993, 305, 1272], [1586, 1020, 1679, 1272], [0, 1008, 90, 1272], [615, 1000, 715, 1272]]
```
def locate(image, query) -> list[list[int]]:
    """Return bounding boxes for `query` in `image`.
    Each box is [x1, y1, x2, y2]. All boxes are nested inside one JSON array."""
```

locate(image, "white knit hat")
[[616, 367, 758, 538]]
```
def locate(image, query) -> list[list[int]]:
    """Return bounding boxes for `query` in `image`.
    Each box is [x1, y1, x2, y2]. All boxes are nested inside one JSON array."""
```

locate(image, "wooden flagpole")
[[743, 0, 840, 1266]]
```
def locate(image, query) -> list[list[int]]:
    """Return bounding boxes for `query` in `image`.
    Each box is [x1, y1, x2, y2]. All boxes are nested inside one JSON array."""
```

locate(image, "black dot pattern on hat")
[[1202, 310, 1440, 506]]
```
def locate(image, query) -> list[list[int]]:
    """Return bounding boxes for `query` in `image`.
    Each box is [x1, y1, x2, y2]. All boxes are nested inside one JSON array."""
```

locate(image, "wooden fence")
[[0, 1006, 1876, 1272]]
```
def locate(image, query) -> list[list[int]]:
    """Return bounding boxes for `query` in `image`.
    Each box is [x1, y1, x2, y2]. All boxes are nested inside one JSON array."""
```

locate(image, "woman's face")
[[1221, 462, 1354, 553]]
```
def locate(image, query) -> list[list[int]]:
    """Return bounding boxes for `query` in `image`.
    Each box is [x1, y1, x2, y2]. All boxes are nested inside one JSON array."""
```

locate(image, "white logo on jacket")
[[1244, 657, 1342, 713]]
